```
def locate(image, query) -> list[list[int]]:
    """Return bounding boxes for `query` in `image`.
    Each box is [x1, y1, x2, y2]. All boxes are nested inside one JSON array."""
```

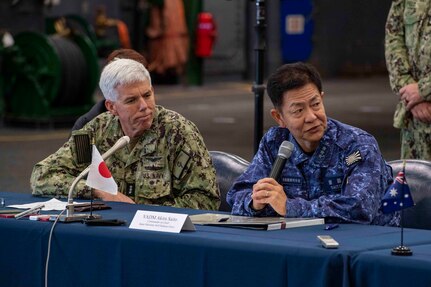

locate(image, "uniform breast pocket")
[[135, 157, 172, 201]]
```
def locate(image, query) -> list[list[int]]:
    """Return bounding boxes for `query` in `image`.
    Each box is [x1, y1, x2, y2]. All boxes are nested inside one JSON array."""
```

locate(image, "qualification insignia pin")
[[345, 150, 362, 166]]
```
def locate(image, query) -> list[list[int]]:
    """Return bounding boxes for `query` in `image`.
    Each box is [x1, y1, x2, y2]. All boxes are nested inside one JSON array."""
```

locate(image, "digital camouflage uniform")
[[31, 106, 220, 210], [227, 119, 399, 226], [385, 0, 431, 159]]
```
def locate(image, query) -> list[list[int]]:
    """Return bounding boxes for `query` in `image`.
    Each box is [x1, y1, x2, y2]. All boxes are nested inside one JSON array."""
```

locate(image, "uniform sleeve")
[[227, 137, 278, 217], [30, 135, 92, 199], [385, 0, 415, 94], [418, 72, 431, 102], [285, 138, 392, 224], [170, 123, 220, 211]]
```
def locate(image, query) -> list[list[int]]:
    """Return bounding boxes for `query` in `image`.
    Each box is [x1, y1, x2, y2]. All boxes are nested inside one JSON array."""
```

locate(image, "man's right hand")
[[400, 83, 423, 110]]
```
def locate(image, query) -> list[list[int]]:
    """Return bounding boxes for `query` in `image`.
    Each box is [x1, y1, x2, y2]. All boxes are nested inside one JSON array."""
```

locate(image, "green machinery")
[[1, 20, 100, 125]]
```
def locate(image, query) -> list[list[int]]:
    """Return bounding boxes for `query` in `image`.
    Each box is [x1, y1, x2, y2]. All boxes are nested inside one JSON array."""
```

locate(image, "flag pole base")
[[391, 245, 413, 256]]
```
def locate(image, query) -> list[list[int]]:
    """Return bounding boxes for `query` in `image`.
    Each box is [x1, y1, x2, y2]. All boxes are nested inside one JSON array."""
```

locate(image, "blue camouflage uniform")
[[227, 118, 399, 226]]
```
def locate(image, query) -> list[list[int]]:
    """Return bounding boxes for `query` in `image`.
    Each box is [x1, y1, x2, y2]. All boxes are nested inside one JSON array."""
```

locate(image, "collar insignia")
[[345, 150, 362, 166]]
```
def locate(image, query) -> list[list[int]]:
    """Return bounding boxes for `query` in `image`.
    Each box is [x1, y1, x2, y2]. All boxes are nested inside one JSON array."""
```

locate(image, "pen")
[[14, 204, 45, 220], [324, 224, 339, 230], [218, 217, 229, 222]]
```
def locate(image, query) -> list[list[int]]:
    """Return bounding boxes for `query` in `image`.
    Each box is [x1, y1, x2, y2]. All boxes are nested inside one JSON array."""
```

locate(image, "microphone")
[[63, 136, 130, 221], [101, 136, 130, 160], [269, 141, 294, 180]]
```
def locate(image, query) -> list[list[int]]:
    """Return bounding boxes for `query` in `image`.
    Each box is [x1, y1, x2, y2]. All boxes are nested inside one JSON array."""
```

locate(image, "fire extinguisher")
[[195, 12, 216, 58]]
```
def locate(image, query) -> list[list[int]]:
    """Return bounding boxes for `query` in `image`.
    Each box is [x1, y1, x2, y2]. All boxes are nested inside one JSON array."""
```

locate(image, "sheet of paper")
[[7, 198, 73, 211]]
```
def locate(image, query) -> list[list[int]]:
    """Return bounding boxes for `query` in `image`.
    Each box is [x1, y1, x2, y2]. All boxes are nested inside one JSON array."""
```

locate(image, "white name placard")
[[129, 210, 195, 233]]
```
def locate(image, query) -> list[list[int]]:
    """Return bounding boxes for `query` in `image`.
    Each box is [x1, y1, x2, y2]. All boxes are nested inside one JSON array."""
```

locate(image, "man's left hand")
[[411, 101, 431, 123], [93, 189, 136, 204]]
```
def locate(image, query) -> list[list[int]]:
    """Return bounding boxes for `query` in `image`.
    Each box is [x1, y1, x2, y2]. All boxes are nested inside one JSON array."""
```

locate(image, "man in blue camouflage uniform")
[[31, 59, 220, 210], [227, 63, 398, 225], [385, 0, 431, 159]]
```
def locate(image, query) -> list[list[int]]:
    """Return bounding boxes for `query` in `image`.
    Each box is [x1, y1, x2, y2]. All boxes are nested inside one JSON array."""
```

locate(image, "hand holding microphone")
[[269, 140, 294, 180], [252, 141, 294, 214]]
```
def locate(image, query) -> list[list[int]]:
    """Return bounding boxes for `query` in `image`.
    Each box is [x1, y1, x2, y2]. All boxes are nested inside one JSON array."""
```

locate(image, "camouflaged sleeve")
[[30, 130, 94, 199], [385, 0, 431, 128], [169, 116, 220, 210], [385, 0, 414, 95]]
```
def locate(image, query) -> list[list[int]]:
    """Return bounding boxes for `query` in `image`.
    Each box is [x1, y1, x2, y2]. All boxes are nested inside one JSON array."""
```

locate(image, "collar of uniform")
[[288, 120, 335, 168], [309, 119, 335, 167], [288, 134, 309, 166]]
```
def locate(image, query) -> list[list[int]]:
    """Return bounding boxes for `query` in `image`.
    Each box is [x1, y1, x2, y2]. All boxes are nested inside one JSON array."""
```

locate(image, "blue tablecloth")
[[351, 244, 431, 287], [1, 191, 431, 287]]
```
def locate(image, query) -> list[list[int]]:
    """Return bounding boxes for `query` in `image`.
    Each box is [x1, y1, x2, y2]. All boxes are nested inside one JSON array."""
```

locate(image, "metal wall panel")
[[203, 0, 247, 76]]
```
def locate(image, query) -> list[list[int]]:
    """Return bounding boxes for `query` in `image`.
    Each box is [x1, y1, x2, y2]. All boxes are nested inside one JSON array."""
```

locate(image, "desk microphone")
[[100, 136, 130, 161], [63, 136, 130, 221], [269, 141, 294, 181]]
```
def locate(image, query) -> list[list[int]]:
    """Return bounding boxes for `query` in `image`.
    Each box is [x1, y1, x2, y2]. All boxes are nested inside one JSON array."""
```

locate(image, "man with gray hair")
[[31, 58, 220, 210]]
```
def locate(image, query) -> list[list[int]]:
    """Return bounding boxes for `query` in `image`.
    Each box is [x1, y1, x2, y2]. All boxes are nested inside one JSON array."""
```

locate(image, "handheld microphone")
[[269, 141, 294, 180]]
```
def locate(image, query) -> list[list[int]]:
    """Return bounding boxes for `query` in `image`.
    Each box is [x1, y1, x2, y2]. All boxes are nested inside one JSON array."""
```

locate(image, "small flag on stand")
[[381, 161, 414, 256], [381, 171, 414, 214], [86, 145, 118, 195]]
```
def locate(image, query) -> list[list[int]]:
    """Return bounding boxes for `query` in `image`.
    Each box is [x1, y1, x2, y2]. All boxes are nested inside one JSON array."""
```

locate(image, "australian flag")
[[381, 171, 414, 214]]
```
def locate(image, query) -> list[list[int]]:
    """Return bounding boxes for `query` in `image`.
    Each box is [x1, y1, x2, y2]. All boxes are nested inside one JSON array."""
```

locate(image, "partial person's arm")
[[170, 124, 220, 211], [30, 137, 93, 199], [410, 102, 431, 123], [227, 138, 277, 216], [283, 141, 391, 224], [385, 0, 431, 103], [93, 189, 135, 203], [385, 0, 415, 94]]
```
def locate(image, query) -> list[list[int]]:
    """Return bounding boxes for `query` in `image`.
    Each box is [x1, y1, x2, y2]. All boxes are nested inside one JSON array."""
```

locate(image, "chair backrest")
[[72, 99, 107, 131], [388, 159, 431, 230], [210, 151, 250, 212]]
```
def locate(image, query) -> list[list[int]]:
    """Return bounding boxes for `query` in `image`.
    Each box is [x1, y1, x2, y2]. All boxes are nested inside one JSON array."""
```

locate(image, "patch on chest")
[[281, 176, 303, 186], [345, 150, 362, 166], [323, 176, 343, 193]]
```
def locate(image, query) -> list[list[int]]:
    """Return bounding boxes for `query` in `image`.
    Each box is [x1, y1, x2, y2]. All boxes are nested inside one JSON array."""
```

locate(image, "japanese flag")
[[86, 145, 118, 195]]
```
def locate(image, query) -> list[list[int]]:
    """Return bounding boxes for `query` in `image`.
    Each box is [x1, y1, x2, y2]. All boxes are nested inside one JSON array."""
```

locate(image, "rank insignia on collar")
[[345, 150, 362, 166]]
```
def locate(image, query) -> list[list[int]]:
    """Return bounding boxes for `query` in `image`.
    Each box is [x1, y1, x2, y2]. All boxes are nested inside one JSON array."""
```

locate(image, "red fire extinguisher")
[[195, 12, 216, 58]]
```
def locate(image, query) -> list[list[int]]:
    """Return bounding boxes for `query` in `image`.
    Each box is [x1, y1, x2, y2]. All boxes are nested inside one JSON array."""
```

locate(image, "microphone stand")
[[59, 136, 130, 222], [252, 0, 266, 154], [89, 188, 95, 219], [58, 166, 100, 222]]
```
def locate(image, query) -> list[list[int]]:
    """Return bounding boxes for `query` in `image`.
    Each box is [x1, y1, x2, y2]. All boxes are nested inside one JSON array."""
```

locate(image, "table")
[[351, 244, 431, 287], [1, 191, 431, 287]]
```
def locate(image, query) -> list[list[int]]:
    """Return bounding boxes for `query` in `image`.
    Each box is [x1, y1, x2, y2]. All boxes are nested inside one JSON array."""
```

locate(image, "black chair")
[[210, 151, 250, 212], [388, 159, 431, 230], [71, 99, 107, 131]]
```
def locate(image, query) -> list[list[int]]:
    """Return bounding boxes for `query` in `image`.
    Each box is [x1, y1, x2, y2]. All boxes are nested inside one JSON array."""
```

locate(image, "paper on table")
[[7, 198, 75, 211]]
